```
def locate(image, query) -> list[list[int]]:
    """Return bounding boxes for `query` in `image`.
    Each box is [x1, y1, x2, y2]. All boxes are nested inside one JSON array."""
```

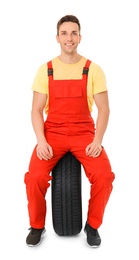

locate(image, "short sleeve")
[[93, 65, 107, 95], [31, 63, 48, 94]]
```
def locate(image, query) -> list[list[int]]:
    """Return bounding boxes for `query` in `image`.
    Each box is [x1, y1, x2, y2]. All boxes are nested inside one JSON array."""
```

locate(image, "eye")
[[72, 32, 78, 35], [61, 32, 66, 35]]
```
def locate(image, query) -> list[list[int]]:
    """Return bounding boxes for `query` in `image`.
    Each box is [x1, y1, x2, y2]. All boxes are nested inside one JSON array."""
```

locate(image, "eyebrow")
[[60, 30, 78, 33]]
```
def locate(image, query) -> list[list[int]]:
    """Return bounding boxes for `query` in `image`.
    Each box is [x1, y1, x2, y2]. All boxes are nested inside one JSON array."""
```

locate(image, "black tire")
[[51, 152, 82, 236]]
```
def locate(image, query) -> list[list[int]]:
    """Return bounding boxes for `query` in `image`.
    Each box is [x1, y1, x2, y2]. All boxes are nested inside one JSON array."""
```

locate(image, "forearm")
[[94, 108, 110, 144], [31, 109, 46, 144]]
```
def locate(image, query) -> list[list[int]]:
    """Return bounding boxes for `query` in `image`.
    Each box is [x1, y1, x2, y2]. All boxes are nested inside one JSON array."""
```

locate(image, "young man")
[[24, 14, 115, 247]]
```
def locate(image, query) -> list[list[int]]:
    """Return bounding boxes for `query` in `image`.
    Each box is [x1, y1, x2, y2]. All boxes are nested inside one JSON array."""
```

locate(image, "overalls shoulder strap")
[[82, 59, 91, 75], [47, 59, 92, 77], [47, 60, 53, 76]]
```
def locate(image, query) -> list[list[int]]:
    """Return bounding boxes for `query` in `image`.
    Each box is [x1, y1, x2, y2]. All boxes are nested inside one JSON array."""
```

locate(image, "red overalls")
[[24, 59, 115, 229]]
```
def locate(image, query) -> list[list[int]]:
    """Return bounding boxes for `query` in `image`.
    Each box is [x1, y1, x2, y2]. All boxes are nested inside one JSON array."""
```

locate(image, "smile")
[[65, 43, 74, 46]]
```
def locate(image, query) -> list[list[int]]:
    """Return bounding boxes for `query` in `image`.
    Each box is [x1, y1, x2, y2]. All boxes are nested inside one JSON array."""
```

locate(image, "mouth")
[[65, 43, 74, 46]]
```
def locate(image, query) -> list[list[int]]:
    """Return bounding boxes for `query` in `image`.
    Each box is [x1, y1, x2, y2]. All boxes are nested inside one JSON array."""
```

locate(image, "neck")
[[58, 53, 82, 64]]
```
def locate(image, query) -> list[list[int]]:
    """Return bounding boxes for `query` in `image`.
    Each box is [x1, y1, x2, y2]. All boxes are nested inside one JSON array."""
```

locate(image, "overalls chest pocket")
[[54, 80, 83, 98]]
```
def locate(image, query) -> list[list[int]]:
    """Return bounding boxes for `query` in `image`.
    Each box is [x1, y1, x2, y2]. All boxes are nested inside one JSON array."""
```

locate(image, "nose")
[[67, 34, 73, 41]]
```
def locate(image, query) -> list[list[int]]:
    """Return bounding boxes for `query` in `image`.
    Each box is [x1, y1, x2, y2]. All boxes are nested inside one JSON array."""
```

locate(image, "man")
[[24, 14, 115, 247]]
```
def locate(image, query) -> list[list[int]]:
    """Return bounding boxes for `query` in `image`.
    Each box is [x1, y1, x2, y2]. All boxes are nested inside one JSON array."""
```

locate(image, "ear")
[[56, 35, 59, 43], [79, 35, 82, 43]]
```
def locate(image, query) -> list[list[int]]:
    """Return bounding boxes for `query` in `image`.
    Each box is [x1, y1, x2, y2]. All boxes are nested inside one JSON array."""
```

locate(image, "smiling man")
[[24, 14, 115, 247]]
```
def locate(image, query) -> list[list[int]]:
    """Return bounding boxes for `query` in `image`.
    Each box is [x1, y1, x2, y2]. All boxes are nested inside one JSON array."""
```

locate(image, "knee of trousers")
[[88, 170, 115, 187], [24, 171, 52, 197], [88, 171, 115, 203]]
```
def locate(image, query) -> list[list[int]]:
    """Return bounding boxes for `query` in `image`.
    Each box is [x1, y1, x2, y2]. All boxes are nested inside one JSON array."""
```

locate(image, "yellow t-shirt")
[[32, 56, 107, 114]]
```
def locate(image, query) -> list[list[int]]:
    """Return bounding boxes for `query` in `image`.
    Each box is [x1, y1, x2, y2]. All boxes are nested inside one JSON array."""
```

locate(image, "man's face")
[[56, 22, 81, 54]]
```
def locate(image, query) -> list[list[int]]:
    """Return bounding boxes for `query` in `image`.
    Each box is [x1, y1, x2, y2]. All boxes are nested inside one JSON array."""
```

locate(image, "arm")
[[86, 91, 110, 157], [31, 91, 53, 160]]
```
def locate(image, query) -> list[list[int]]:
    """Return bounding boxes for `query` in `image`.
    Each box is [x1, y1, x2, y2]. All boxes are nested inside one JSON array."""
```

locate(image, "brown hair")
[[57, 15, 81, 36]]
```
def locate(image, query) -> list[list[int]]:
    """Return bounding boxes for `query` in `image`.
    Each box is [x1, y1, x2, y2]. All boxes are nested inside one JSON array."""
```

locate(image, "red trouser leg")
[[24, 134, 69, 229], [68, 133, 115, 229], [80, 150, 114, 229]]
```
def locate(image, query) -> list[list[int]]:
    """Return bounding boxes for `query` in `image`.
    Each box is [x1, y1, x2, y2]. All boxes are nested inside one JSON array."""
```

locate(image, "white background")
[[0, 0, 139, 259]]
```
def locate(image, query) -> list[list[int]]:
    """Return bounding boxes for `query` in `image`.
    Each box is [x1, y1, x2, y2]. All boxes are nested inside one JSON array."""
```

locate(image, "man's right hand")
[[36, 140, 53, 160]]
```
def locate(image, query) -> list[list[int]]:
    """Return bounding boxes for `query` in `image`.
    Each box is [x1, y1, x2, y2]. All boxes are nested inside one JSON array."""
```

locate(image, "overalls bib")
[[45, 59, 95, 135], [24, 59, 115, 229]]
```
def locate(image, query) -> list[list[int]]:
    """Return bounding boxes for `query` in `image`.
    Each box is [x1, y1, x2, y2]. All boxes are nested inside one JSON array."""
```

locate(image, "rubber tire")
[[51, 152, 82, 236]]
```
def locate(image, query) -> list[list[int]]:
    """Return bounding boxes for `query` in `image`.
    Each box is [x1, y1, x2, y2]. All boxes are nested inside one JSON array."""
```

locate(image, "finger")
[[86, 147, 92, 155], [37, 153, 43, 160], [48, 146, 53, 157], [37, 150, 48, 160], [92, 149, 102, 157]]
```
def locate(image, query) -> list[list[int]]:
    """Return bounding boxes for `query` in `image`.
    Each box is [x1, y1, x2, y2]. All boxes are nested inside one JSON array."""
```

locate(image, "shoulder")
[[87, 61, 106, 79], [81, 56, 104, 73], [35, 63, 48, 77], [36, 57, 58, 73], [88, 59, 104, 72]]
